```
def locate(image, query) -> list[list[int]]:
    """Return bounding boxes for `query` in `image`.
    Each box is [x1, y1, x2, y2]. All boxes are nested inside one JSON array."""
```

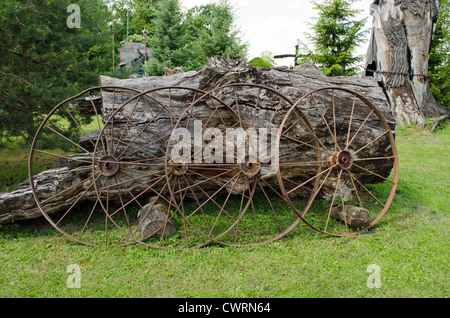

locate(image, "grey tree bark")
[[0, 58, 395, 225], [365, 0, 449, 127]]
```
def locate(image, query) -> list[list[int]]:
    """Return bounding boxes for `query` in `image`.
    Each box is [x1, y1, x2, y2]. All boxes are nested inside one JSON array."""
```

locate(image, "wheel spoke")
[[206, 172, 242, 237], [44, 124, 91, 154], [352, 162, 394, 184], [286, 164, 337, 196], [310, 93, 340, 152], [301, 167, 333, 218], [346, 170, 364, 209], [281, 133, 331, 155], [108, 94, 139, 156], [353, 130, 390, 156], [89, 93, 107, 155], [346, 109, 374, 150], [256, 178, 283, 232], [55, 173, 101, 226], [351, 174, 385, 206], [324, 169, 343, 233], [346, 94, 357, 149], [289, 107, 330, 154]]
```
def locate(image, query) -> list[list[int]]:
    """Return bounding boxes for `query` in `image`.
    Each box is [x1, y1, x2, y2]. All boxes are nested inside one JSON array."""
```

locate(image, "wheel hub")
[[99, 155, 120, 177], [327, 150, 353, 170], [168, 159, 188, 176], [240, 156, 261, 177]]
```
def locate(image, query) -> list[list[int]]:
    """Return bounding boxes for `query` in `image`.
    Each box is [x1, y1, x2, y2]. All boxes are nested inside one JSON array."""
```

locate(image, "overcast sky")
[[181, 0, 374, 66]]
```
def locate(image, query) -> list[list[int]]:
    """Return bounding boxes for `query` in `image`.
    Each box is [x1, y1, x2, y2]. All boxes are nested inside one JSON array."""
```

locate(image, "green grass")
[[0, 146, 61, 192], [0, 125, 449, 298]]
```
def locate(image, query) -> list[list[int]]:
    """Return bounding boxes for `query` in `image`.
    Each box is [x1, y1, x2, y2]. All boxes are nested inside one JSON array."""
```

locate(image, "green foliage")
[[429, 0, 449, 107], [0, 0, 115, 145], [143, 0, 248, 75], [184, 1, 248, 70], [298, 0, 368, 76], [321, 64, 344, 76], [149, 0, 187, 69], [248, 57, 274, 68], [110, 0, 160, 44], [249, 51, 275, 68], [260, 50, 276, 66]]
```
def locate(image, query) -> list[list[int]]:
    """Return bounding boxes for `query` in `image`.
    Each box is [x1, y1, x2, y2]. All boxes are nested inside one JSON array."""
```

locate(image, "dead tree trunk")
[[365, 0, 449, 127]]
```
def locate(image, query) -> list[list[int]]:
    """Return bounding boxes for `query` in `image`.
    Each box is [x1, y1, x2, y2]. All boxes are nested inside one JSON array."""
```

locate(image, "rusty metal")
[[164, 83, 301, 248], [30, 83, 399, 247], [276, 87, 399, 237], [29, 86, 144, 247]]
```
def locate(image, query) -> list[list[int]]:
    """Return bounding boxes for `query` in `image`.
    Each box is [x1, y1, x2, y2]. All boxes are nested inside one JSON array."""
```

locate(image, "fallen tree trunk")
[[0, 57, 395, 225]]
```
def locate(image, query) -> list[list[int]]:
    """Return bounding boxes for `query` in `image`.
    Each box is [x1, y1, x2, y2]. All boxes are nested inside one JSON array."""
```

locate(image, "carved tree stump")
[[365, 0, 449, 127]]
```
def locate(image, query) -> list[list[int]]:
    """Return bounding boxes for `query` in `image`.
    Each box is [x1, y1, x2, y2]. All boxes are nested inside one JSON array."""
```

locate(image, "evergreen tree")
[[186, 1, 247, 70], [143, 0, 187, 75], [429, 0, 449, 107], [144, 0, 247, 75], [0, 0, 115, 144], [298, 0, 368, 76]]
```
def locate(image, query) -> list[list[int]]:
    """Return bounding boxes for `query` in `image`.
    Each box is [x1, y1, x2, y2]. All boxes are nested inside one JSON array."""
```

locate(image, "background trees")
[[0, 0, 247, 145], [297, 0, 369, 76], [144, 0, 247, 75], [0, 0, 114, 144], [429, 0, 449, 107]]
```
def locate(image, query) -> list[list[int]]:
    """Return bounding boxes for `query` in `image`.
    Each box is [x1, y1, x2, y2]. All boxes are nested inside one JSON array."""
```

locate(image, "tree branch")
[[430, 115, 449, 132]]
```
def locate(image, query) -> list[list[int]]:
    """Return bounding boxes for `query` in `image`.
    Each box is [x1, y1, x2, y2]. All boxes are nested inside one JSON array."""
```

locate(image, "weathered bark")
[[0, 57, 395, 225], [365, 0, 449, 127]]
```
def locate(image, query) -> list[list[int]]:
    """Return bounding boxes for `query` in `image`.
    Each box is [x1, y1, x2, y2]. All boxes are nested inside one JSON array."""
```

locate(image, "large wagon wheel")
[[92, 86, 218, 249], [29, 86, 143, 246], [276, 87, 399, 236], [165, 83, 302, 247]]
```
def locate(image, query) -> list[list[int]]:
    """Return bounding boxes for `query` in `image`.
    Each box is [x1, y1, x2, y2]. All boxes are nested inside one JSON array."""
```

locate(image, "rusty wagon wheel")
[[165, 83, 302, 247], [276, 87, 399, 237], [29, 86, 145, 246], [92, 86, 220, 249]]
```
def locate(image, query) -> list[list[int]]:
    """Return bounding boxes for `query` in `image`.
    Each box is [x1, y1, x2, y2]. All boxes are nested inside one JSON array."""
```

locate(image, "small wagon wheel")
[[276, 87, 399, 236], [92, 86, 216, 249], [165, 83, 302, 247], [29, 86, 143, 246]]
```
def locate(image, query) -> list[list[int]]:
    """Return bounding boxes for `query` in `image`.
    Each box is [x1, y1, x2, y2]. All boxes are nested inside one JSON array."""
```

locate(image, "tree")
[[110, 0, 160, 45], [429, 0, 449, 108], [365, 0, 449, 127], [0, 0, 115, 145], [143, 0, 187, 75], [298, 0, 369, 76], [185, 1, 248, 70], [144, 0, 247, 75]]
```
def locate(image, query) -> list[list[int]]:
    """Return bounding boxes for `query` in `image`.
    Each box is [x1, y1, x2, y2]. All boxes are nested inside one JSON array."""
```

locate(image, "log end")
[[137, 198, 177, 239], [330, 205, 372, 229]]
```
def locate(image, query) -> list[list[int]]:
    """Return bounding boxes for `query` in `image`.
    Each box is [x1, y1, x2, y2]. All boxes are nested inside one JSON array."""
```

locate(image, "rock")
[[330, 205, 372, 229], [293, 61, 326, 78], [137, 197, 176, 239]]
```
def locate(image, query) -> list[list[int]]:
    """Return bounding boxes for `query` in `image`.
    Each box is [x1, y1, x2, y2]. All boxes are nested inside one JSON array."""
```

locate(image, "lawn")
[[0, 125, 448, 298]]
